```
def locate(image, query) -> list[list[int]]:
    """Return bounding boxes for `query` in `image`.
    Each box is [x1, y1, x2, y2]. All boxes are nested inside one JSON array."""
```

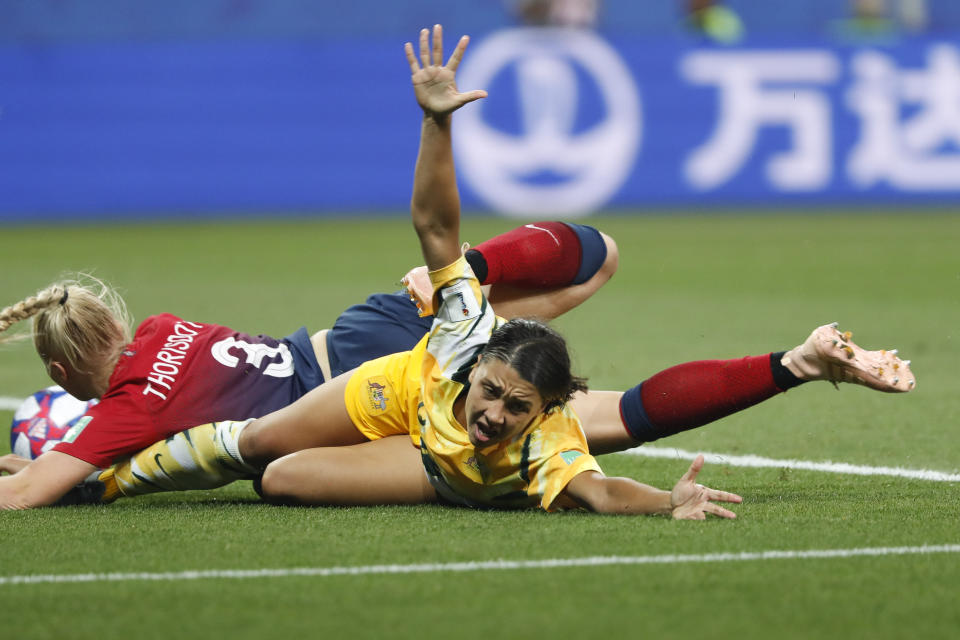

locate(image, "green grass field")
[[1, 212, 958, 639]]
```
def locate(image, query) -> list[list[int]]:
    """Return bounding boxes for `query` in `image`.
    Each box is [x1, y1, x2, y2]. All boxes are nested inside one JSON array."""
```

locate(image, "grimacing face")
[[464, 358, 546, 447]]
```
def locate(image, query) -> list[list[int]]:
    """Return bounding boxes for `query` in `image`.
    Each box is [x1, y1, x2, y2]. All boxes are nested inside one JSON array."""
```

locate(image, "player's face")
[[464, 358, 545, 447]]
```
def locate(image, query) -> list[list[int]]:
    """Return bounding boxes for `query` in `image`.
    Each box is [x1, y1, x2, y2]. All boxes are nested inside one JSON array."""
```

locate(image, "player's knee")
[[237, 418, 279, 468], [259, 459, 301, 504], [566, 224, 616, 285], [597, 231, 619, 280]]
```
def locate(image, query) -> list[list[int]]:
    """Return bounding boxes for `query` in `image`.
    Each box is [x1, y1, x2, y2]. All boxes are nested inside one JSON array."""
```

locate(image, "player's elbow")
[[588, 476, 671, 516], [564, 470, 622, 514], [586, 483, 626, 515]]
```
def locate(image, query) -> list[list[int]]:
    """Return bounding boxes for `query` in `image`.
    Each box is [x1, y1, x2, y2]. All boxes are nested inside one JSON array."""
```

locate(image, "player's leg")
[[99, 420, 259, 501], [321, 221, 617, 381], [259, 435, 436, 506], [568, 390, 629, 455], [99, 373, 366, 501], [576, 323, 915, 455], [483, 229, 618, 321], [573, 350, 788, 455], [477, 223, 618, 321], [237, 372, 366, 467], [468, 222, 615, 290], [403, 222, 618, 321]]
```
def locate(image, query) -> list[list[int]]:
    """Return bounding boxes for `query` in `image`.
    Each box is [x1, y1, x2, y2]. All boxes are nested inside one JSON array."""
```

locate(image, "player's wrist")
[[422, 109, 452, 126], [668, 488, 688, 516]]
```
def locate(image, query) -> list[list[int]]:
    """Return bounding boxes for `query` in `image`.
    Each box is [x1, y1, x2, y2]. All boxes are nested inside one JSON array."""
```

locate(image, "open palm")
[[670, 454, 742, 520], [405, 25, 487, 117]]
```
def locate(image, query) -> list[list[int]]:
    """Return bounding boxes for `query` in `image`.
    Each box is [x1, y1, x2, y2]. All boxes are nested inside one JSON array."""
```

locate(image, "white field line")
[[624, 446, 960, 483], [2, 544, 958, 586], [0, 397, 22, 411]]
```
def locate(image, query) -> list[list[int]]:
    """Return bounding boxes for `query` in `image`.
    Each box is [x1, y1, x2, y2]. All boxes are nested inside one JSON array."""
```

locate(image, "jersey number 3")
[[210, 337, 295, 378]]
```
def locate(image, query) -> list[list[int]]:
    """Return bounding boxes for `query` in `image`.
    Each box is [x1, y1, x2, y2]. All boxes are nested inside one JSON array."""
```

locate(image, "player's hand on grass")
[[405, 24, 487, 117], [670, 454, 742, 520], [0, 453, 31, 475]]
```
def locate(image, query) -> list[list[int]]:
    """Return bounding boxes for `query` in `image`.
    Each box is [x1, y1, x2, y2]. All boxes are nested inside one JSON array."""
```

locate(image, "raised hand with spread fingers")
[[404, 24, 487, 119]]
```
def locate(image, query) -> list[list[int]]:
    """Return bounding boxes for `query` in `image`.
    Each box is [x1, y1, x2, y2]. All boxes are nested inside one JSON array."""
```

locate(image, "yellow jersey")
[[344, 255, 601, 511]]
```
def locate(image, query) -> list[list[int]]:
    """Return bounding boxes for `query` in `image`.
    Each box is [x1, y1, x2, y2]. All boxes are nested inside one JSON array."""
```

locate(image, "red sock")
[[620, 355, 785, 441], [468, 222, 581, 287]]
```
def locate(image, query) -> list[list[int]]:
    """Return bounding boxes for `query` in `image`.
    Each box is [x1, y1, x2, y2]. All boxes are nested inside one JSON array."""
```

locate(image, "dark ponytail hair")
[[480, 318, 588, 413]]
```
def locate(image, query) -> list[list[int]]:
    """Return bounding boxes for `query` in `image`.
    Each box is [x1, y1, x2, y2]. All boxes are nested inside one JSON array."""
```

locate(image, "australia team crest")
[[364, 376, 392, 414]]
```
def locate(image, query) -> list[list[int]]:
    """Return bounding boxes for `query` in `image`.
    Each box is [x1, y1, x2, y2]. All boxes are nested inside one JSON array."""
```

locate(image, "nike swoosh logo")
[[524, 223, 560, 246], [154, 453, 171, 480]]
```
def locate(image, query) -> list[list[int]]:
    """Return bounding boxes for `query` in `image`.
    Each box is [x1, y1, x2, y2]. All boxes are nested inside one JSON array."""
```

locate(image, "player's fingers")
[[432, 24, 443, 66], [447, 35, 470, 71], [680, 454, 705, 483], [705, 502, 737, 519], [419, 28, 430, 69], [404, 42, 420, 74], [456, 89, 488, 105], [674, 507, 705, 520], [707, 488, 743, 504]]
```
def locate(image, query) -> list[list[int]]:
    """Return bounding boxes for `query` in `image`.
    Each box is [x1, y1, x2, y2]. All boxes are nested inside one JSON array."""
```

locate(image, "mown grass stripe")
[[3, 544, 958, 586], [625, 446, 960, 482]]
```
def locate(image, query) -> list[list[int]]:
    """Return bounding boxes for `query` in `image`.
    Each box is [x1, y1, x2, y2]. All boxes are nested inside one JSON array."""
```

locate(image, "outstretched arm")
[[0, 451, 97, 510], [405, 24, 487, 271], [560, 455, 742, 519]]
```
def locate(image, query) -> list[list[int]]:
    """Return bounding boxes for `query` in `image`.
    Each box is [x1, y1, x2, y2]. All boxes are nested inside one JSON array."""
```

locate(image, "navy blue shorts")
[[281, 327, 327, 399], [325, 292, 434, 378]]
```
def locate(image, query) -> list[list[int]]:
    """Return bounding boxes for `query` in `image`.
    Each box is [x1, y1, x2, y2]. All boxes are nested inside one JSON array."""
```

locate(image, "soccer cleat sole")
[[787, 322, 916, 393]]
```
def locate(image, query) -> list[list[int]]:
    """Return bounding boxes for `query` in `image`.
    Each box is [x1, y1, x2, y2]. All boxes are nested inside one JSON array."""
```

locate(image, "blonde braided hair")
[[0, 275, 133, 374]]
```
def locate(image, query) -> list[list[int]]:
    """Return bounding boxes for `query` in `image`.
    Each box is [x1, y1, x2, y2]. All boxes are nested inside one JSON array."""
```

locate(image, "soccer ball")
[[9, 386, 97, 459]]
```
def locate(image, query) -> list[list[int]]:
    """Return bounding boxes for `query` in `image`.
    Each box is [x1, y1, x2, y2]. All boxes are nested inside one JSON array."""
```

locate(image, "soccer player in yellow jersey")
[[248, 25, 743, 518], [344, 255, 601, 510]]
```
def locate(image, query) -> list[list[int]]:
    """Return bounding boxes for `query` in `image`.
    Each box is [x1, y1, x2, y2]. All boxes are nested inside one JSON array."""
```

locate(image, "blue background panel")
[[2, 32, 959, 221]]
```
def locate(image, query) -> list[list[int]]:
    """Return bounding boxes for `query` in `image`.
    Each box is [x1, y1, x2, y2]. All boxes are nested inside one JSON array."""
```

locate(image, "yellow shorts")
[[343, 349, 424, 446]]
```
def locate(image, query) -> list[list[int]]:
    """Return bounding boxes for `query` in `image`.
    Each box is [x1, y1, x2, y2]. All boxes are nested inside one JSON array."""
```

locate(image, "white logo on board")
[[455, 28, 641, 218], [847, 45, 960, 190], [681, 50, 840, 191]]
